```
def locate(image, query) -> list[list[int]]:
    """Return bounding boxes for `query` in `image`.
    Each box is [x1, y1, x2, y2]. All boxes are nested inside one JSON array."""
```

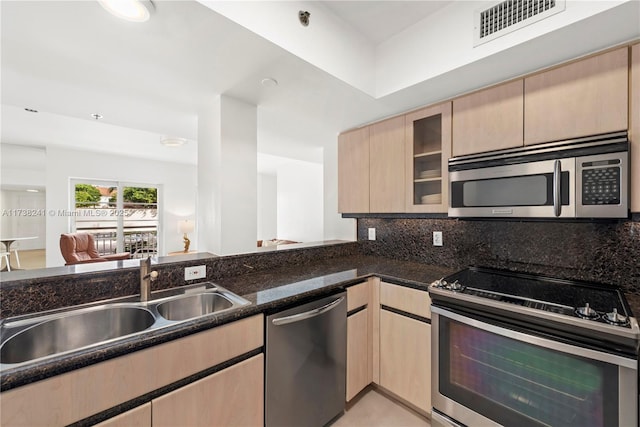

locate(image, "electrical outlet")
[[368, 228, 376, 240], [433, 231, 443, 247], [185, 265, 206, 281]]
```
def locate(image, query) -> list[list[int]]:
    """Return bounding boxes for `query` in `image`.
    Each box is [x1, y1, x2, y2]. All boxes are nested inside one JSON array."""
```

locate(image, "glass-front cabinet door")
[[404, 102, 451, 213]]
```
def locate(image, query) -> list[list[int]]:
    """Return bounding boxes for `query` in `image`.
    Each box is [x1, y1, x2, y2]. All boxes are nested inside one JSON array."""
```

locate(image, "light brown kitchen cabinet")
[[379, 310, 431, 414], [378, 281, 431, 414], [524, 47, 628, 145], [346, 281, 373, 402], [0, 315, 264, 426], [95, 403, 151, 427], [347, 308, 370, 402], [370, 116, 406, 212], [631, 43, 640, 213], [152, 354, 264, 427], [404, 102, 452, 213], [338, 126, 370, 213], [452, 80, 524, 156]]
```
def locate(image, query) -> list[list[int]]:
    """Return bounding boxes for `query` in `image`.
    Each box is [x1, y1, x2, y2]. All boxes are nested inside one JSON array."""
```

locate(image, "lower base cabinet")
[[152, 354, 264, 427], [379, 309, 431, 413]]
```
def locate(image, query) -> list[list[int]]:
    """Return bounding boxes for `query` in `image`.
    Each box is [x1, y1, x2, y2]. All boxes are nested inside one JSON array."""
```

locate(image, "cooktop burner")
[[429, 266, 636, 330]]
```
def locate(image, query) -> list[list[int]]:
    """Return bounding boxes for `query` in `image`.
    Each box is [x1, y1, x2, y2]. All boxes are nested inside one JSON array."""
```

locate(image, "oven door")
[[431, 306, 637, 427], [449, 158, 575, 218]]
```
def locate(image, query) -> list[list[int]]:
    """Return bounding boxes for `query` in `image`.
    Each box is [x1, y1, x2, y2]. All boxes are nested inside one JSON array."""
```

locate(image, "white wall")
[[45, 146, 197, 267], [322, 141, 356, 241], [257, 173, 277, 241], [376, 1, 638, 97], [0, 190, 46, 250], [276, 159, 323, 242]]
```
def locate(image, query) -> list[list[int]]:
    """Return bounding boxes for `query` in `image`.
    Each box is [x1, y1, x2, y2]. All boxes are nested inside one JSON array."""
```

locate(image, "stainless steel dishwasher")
[[266, 291, 347, 427]]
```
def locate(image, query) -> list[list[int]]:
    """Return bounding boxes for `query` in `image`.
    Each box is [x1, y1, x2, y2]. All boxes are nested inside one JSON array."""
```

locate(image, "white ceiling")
[[320, 1, 452, 44], [1, 0, 639, 171]]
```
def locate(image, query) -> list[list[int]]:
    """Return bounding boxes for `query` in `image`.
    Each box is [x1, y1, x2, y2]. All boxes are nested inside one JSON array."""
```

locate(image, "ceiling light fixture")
[[97, 0, 155, 23], [91, 113, 103, 120], [261, 77, 279, 87], [26, 189, 40, 193], [160, 137, 187, 147]]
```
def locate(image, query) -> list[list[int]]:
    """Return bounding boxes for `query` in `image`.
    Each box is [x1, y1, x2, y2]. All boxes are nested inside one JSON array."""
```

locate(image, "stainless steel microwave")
[[448, 132, 629, 219]]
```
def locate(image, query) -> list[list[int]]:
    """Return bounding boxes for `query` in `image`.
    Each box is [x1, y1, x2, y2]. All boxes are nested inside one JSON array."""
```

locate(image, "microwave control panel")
[[580, 160, 621, 205]]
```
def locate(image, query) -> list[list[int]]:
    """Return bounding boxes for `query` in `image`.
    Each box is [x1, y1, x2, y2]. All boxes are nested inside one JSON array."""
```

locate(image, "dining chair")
[[1, 251, 11, 271]]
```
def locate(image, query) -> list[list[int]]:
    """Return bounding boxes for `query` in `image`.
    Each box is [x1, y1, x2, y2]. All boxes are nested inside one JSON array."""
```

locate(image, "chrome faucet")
[[140, 256, 158, 302]]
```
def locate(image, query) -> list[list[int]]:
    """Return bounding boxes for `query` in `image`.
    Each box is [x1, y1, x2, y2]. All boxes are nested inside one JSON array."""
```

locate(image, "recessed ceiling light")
[[24, 108, 38, 113], [160, 137, 187, 147], [98, 0, 154, 23], [26, 189, 40, 193], [91, 113, 103, 120], [261, 77, 279, 87]]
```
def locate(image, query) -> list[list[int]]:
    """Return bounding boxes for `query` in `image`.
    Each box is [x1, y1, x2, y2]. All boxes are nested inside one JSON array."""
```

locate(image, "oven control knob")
[[432, 278, 448, 289], [604, 308, 629, 326], [576, 303, 599, 319], [449, 280, 463, 291]]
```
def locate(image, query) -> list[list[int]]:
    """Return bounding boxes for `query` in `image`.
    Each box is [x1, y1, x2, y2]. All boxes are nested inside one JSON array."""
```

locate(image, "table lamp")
[[179, 220, 195, 252]]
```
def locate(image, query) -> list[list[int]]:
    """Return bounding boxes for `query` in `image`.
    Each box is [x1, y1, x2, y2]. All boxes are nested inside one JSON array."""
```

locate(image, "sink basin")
[[0, 305, 155, 364], [156, 293, 234, 321]]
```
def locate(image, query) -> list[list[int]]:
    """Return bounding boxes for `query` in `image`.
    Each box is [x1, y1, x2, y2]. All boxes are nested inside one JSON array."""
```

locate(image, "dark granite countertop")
[[0, 255, 452, 391]]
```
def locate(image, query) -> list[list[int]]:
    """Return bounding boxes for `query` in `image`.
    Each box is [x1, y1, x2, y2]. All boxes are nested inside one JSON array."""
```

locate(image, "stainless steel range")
[[429, 267, 639, 427]]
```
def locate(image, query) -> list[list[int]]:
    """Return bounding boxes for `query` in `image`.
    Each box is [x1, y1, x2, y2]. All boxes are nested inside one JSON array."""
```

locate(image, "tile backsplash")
[[358, 218, 640, 295]]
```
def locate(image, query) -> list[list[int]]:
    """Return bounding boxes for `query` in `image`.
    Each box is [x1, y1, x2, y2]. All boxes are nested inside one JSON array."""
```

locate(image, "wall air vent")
[[474, 0, 565, 46]]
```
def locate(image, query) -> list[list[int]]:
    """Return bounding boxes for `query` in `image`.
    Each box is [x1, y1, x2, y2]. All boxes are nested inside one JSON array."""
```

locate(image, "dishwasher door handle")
[[271, 296, 345, 326]]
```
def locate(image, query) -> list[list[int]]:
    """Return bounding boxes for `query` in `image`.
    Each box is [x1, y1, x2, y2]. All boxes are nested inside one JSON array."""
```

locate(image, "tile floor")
[[331, 387, 431, 427]]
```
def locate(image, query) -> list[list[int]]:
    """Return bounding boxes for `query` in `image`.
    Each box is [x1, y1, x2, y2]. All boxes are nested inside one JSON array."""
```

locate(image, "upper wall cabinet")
[[338, 127, 370, 213], [452, 80, 524, 156], [370, 116, 406, 213], [524, 47, 628, 145], [404, 102, 451, 213], [631, 44, 640, 213]]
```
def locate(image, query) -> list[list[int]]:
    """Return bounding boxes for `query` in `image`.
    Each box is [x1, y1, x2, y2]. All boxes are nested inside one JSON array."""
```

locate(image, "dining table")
[[1, 236, 37, 271]]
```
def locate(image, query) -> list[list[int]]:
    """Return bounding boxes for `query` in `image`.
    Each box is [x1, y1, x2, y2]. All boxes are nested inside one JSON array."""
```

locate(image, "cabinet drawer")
[[347, 281, 369, 311], [380, 282, 431, 319]]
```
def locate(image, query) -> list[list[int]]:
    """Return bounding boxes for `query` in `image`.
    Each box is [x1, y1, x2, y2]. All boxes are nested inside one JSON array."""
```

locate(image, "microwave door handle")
[[553, 159, 561, 217]]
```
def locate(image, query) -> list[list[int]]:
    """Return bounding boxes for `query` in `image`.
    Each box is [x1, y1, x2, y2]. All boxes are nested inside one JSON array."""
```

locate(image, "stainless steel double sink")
[[0, 283, 250, 368]]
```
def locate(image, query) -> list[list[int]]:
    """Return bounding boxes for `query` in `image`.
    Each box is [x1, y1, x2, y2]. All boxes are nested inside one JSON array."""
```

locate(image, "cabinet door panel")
[[152, 354, 264, 427], [370, 116, 405, 212], [405, 102, 451, 213], [379, 310, 430, 413], [338, 127, 370, 213], [631, 44, 640, 213], [347, 308, 370, 401], [453, 80, 524, 156], [347, 281, 370, 311], [524, 47, 628, 145]]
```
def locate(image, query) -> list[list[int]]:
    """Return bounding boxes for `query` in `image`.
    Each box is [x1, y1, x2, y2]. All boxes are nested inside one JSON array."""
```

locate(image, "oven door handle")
[[431, 306, 637, 369], [553, 159, 562, 217]]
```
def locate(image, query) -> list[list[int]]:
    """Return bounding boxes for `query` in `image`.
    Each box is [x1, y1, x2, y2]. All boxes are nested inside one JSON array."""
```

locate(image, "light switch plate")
[[433, 231, 443, 246], [185, 265, 206, 281]]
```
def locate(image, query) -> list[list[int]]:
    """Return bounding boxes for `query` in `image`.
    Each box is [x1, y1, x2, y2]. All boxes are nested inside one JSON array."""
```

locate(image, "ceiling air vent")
[[474, 0, 565, 46]]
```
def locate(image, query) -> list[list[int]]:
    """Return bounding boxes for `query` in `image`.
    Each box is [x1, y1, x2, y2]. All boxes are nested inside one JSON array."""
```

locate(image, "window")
[[72, 180, 160, 258]]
